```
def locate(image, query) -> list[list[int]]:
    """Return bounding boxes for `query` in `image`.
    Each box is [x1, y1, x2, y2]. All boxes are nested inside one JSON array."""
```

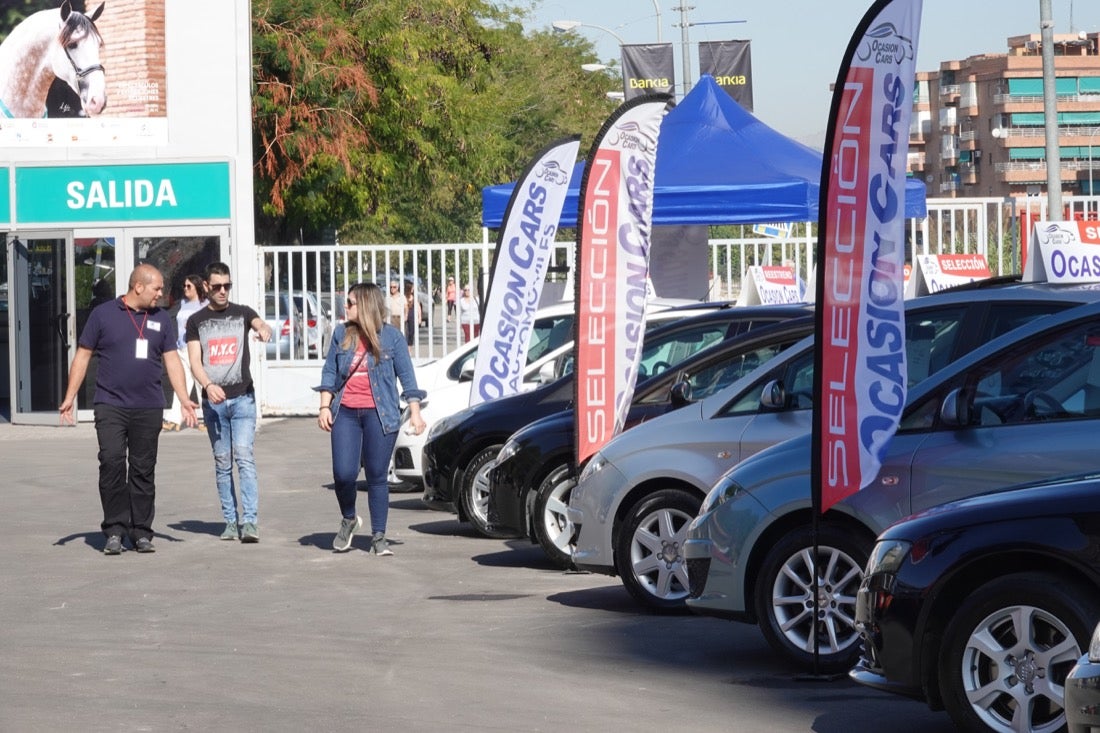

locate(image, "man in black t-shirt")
[[60, 264, 198, 555], [187, 263, 272, 543]]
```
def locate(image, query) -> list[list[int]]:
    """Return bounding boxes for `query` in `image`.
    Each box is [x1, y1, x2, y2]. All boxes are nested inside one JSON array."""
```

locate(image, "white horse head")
[[52, 1, 107, 116], [0, 0, 107, 118]]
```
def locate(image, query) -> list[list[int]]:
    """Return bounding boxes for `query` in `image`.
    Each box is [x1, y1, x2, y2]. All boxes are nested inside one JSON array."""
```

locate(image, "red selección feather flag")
[[574, 95, 672, 466], [813, 0, 922, 513]]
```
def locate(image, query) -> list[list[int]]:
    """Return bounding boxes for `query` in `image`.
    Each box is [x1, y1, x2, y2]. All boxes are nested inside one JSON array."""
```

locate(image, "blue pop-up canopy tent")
[[481, 74, 926, 227]]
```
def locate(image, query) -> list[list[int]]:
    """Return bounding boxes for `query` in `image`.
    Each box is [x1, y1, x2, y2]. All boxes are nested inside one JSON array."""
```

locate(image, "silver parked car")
[[264, 292, 304, 360], [684, 298, 1100, 672], [567, 281, 1100, 615]]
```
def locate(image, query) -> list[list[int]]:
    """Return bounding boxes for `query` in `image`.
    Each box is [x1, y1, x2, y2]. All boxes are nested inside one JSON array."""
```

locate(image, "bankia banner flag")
[[698, 40, 754, 111], [812, 0, 922, 514], [621, 44, 675, 100], [574, 94, 673, 466], [470, 136, 581, 406]]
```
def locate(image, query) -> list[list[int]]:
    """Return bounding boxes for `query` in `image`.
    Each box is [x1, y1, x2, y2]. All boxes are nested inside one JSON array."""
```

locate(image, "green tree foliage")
[[252, 0, 619, 244]]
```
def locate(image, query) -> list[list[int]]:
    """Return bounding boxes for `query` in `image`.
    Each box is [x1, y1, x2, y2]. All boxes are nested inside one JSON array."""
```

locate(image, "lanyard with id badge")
[[127, 304, 151, 359]]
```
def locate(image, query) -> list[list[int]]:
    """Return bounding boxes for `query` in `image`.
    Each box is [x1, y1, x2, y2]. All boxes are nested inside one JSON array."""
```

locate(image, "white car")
[[412, 300, 577, 392], [392, 299, 720, 489]]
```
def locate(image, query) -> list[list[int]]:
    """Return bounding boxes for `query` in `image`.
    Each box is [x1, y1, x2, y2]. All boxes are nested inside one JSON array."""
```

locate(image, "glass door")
[[7, 232, 74, 425]]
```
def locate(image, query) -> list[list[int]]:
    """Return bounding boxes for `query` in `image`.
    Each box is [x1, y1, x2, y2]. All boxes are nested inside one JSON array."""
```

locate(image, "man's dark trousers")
[[94, 405, 162, 542]]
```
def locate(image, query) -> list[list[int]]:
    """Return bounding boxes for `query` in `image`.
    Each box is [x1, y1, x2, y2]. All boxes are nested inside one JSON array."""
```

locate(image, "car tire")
[[615, 489, 701, 612], [938, 572, 1099, 733], [532, 464, 576, 569], [459, 445, 512, 539], [753, 523, 868, 672]]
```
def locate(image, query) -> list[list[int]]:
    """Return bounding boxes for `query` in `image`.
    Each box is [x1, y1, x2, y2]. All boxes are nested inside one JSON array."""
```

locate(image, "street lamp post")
[[652, 0, 662, 42], [552, 19, 626, 46]]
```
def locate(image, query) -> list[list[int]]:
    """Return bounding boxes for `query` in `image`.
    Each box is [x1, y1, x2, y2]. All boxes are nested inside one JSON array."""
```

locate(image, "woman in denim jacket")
[[317, 282, 426, 555]]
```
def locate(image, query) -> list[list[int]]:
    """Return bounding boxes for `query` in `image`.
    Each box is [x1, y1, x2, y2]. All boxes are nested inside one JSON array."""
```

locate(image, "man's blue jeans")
[[331, 406, 398, 534], [202, 392, 259, 525]]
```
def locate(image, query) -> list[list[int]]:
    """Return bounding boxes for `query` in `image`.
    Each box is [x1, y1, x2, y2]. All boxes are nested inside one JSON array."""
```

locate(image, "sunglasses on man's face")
[[209, 282, 232, 292]]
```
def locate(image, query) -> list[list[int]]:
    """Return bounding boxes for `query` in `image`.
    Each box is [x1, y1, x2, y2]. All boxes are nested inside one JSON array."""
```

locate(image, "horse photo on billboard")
[[0, 1, 106, 119]]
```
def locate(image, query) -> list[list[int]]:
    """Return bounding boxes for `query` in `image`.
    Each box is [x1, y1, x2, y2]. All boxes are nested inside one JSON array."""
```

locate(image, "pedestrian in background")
[[457, 284, 480, 343], [59, 264, 197, 555], [445, 276, 456, 322], [387, 280, 404, 329], [404, 281, 421, 348], [187, 262, 272, 543], [163, 274, 207, 431], [316, 282, 426, 556]]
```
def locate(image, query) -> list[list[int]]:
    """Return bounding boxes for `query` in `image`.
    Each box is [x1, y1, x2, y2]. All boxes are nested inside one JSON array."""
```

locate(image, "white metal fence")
[[256, 196, 1099, 414]]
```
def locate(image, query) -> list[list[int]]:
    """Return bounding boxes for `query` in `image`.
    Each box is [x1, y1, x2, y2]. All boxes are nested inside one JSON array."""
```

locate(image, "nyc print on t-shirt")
[[197, 315, 247, 388]]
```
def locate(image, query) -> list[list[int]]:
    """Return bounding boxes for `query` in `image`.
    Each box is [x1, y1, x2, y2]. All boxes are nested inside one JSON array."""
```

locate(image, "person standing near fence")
[[59, 264, 198, 555], [163, 274, 207, 431], [445, 276, 456, 322], [316, 282, 426, 556], [387, 280, 404, 329], [187, 262, 272, 543], [457, 284, 480, 343]]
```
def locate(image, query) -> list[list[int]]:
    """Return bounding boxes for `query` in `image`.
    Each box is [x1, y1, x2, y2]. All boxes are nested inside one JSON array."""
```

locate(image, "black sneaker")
[[135, 537, 156, 553], [103, 535, 122, 555]]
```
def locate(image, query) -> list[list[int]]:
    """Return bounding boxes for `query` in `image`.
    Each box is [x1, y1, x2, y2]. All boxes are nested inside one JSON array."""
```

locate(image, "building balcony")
[[940, 84, 961, 100], [908, 151, 926, 172], [959, 130, 977, 143], [939, 180, 962, 193]]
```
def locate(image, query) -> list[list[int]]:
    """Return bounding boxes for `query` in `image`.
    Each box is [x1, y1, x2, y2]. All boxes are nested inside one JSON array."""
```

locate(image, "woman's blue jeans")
[[331, 406, 398, 534], [202, 392, 259, 525]]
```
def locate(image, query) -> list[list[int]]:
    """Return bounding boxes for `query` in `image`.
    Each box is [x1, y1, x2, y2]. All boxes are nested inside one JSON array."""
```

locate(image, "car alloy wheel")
[[615, 489, 701, 612], [533, 464, 576, 569], [755, 524, 867, 672], [459, 445, 512, 539], [939, 572, 1098, 733]]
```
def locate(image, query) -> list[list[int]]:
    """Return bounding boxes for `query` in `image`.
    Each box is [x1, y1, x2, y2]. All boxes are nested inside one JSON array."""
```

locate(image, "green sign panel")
[[0, 169, 9, 224], [15, 162, 231, 223]]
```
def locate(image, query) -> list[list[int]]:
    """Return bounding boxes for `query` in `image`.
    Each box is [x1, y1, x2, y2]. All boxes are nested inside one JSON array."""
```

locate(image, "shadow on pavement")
[[546, 585, 647, 614], [471, 543, 561, 570], [408, 519, 482, 537], [55, 528, 184, 552], [167, 519, 223, 537]]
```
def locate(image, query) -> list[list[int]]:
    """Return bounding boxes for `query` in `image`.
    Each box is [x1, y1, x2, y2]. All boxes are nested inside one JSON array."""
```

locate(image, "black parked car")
[[488, 316, 814, 568], [420, 303, 809, 537], [851, 473, 1100, 733]]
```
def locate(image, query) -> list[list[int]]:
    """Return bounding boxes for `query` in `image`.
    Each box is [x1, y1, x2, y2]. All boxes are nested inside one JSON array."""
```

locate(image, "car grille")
[[393, 447, 413, 469], [687, 558, 710, 598]]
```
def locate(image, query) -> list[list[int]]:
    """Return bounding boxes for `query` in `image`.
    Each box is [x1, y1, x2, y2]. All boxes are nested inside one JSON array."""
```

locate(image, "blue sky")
[[511, 0, 1100, 148]]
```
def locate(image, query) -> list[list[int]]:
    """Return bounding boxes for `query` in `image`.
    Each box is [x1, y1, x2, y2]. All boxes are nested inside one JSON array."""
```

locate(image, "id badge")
[[135, 338, 148, 359]]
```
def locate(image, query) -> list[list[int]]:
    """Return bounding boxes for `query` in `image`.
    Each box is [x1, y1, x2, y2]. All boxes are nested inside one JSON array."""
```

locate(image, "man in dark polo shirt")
[[186, 262, 272, 543], [60, 264, 198, 555]]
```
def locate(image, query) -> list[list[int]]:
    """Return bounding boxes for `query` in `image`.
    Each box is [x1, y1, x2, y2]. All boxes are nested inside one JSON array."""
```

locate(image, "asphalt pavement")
[[0, 417, 956, 732]]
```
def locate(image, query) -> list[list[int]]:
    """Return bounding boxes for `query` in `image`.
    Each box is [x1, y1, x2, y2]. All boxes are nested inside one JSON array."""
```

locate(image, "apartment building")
[[910, 32, 1100, 201]]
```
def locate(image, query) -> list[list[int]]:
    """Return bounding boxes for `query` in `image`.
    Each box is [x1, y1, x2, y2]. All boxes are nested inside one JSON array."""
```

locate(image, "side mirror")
[[459, 363, 475, 382], [939, 387, 969, 427], [759, 379, 786, 409], [669, 380, 693, 407], [538, 360, 557, 384]]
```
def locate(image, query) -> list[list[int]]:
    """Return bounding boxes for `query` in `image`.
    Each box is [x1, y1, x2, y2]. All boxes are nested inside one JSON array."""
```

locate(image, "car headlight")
[[864, 539, 912, 576], [578, 452, 608, 484], [700, 476, 745, 514], [495, 438, 521, 467], [427, 414, 456, 440], [1089, 620, 1100, 663]]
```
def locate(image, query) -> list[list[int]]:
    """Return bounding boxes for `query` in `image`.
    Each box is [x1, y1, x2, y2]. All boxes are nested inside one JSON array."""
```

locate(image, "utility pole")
[[675, 4, 693, 97], [1040, 0, 1063, 216]]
